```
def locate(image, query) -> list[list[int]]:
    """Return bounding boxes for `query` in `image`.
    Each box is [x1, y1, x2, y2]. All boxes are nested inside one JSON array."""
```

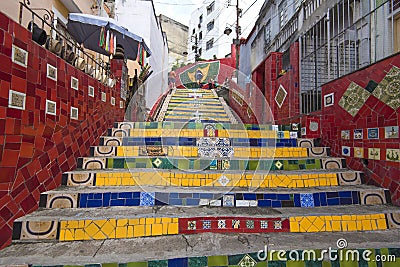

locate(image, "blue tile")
[[272, 201, 282, 207], [111, 193, 118, 199], [277, 194, 291, 200], [339, 198, 353, 205], [352, 191, 360, 204], [327, 198, 339, 205], [264, 194, 277, 199], [327, 192, 339, 198], [258, 200, 272, 207], [243, 193, 256, 200], [186, 199, 200, 206], [110, 199, 125, 206], [125, 199, 140, 206], [86, 193, 94, 200], [169, 198, 183, 205], [313, 193, 321, 206], [320, 194, 328, 206], [300, 193, 314, 207], [199, 193, 213, 199], [339, 191, 352, 198], [293, 194, 301, 207], [170, 193, 179, 198], [86, 200, 103, 208], [155, 199, 167, 206], [193, 193, 200, 198], [132, 192, 140, 198], [103, 193, 111, 206], [140, 192, 155, 206], [118, 192, 133, 199], [168, 258, 188, 267]]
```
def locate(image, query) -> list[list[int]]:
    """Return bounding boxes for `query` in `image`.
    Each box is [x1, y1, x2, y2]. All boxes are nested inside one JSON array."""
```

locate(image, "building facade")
[[114, 0, 169, 112], [187, 0, 264, 63], [158, 14, 189, 69]]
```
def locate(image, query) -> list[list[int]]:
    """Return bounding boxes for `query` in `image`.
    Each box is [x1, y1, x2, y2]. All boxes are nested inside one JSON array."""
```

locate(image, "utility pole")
[[235, 0, 240, 76]]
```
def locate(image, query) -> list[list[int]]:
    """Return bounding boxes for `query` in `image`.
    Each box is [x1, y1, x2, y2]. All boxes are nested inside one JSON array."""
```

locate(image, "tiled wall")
[[319, 54, 400, 205], [0, 11, 125, 248]]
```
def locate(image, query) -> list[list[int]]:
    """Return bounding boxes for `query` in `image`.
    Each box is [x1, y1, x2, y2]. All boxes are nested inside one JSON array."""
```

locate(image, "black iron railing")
[[18, 0, 115, 86]]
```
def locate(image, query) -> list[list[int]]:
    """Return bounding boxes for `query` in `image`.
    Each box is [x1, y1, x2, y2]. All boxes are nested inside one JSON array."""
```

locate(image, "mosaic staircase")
[[1, 88, 399, 266]]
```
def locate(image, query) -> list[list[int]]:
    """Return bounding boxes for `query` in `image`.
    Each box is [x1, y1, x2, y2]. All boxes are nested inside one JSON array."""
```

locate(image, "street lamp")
[[224, 0, 241, 77]]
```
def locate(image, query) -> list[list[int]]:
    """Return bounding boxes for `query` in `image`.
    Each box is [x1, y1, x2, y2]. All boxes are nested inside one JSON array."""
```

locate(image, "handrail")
[[18, 1, 115, 84]]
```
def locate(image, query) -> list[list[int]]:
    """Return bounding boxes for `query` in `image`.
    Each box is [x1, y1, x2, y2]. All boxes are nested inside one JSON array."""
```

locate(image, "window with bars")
[[207, 20, 214, 32], [206, 38, 214, 50], [207, 1, 215, 15]]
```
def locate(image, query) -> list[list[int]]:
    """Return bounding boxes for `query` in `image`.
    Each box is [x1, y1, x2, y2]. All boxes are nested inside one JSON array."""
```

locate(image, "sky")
[[153, 0, 201, 26]]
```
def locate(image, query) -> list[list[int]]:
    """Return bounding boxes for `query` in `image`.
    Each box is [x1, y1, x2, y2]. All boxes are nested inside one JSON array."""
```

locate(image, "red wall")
[[0, 12, 125, 248], [319, 54, 400, 205]]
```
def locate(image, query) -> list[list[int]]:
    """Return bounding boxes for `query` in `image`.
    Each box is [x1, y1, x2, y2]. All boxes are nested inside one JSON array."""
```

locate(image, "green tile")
[[228, 254, 246, 265], [102, 264, 118, 267], [248, 160, 259, 170], [304, 261, 321, 267], [188, 256, 208, 267], [388, 248, 400, 258], [288, 260, 306, 267], [208, 255, 229, 266], [256, 262, 268, 267], [321, 262, 332, 267], [267, 261, 287, 267], [113, 158, 125, 168]]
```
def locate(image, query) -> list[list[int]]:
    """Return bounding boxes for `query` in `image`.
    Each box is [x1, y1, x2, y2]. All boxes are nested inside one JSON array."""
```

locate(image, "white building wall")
[[187, 0, 264, 62], [114, 0, 169, 110]]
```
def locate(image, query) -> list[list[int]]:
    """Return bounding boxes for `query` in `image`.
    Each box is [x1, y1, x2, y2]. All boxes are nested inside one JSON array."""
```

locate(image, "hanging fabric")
[[99, 26, 105, 48], [105, 30, 110, 52], [109, 32, 114, 54]]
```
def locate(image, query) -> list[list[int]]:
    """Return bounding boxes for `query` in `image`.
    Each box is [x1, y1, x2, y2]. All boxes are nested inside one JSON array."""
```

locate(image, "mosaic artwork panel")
[[338, 82, 371, 117], [372, 66, 400, 110]]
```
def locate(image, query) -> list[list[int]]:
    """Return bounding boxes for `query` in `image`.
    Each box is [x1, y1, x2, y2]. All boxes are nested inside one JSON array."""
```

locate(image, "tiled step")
[[92, 145, 330, 158], [112, 122, 275, 130], [2, 231, 400, 265], [11, 205, 400, 242], [39, 185, 390, 209], [61, 169, 363, 188], [76, 156, 346, 171]]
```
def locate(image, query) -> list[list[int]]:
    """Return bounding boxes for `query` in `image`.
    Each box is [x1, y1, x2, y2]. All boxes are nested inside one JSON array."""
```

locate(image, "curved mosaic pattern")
[[64, 173, 95, 186], [372, 66, 400, 110], [308, 147, 330, 157], [110, 129, 129, 137], [360, 189, 387, 205], [338, 82, 371, 117], [387, 213, 400, 229], [101, 137, 122, 146], [93, 146, 117, 157], [338, 172, 363, 185], [322, 158, 345, 169], [297, 138, 314, 147], [18, 221, 58, 240], [81, 158, 106, 170], [45, 193, 78, 208]]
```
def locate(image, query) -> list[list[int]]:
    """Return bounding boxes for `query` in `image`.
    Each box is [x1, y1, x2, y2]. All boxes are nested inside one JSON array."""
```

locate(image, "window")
[[199, 32, 203, 40], [192, 28, 195, 35], [207, 20, 214, 32], [206, 38, 214, 50], [199, 48, 202, 55], [199, 15, 203, 24], [207, 1, 215, 15], [264, 20, 271, 43], [278, 1, 287, 29]]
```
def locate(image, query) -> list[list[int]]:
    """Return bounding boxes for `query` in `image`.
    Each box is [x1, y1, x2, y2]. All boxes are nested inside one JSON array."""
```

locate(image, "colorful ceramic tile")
[[217, 220, 226, 229], [372, 66, 400, 110], [223, 195, 234, 207], [300, 193, 314, 207], [274, 220, 282, 230], [8, 90, 26, 110], [187, 221, 196, 230], [232, 220, 240, 229], [368, 148, 381, 160], [385, 126, 399, 138], [12, 45, 28, 67], [140, 192, 155, 206], [246, 220, 254, 229], [367, 128, 379, 139], [341, 130, 350, 140], [324, 92, 334, 107], [342, 146, 351, 157], [386, 149, 400, 161], [275, 84, 288, 108], [354, 147, 364, 158], [301, 127, 306, 136], [217, 175, 230, 186], [203, 220, 211, 229], [260, 220, 268, 229], [338, 82, 371, 117], [354, 129, 363, 139], [238, 255, 257, 267]]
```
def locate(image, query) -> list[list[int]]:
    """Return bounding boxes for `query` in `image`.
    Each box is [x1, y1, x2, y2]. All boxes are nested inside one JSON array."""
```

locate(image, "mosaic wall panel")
[[62, 170, 361, 188], [338, 82, 371, 117], [372, 66, 400, 110], [40, 190, 365, 209], [12, 213, 394, 242]]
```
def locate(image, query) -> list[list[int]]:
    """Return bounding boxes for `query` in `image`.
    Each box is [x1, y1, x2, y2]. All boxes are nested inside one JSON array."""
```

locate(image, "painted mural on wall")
[[179, 61, 220, 88]]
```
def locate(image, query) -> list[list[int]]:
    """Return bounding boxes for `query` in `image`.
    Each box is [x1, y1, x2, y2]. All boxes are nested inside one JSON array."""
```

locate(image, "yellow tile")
[[116, 226, 127, 238], [347, 221, 357, 231], [377, 219, 387, 229], [66, 220, 79, 229], [139, 218, 146, 224], [356, 221, 363, 231], [362, 220, 372, 231], [129, 218, 140, 225], [146, 218, 155, 225], [152, 224, 163, 236], [145, 224, 152, 236], [290, 221, 300, 232], [127, 226, 134, 238], [134, 225, 145, 237], [117, 219, 128, 227], [91, 229, 107, 240], [342, 215, 351, 221], [63, 229, 74, 241], [331, 221, 342, 231]]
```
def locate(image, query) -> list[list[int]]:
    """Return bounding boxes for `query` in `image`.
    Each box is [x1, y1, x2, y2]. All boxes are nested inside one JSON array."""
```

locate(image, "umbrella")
[[67, 13, 151, 60]]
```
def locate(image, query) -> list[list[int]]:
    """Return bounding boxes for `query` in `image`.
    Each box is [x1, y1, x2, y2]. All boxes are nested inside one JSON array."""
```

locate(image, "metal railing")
[[18, 0, 115, 86]]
